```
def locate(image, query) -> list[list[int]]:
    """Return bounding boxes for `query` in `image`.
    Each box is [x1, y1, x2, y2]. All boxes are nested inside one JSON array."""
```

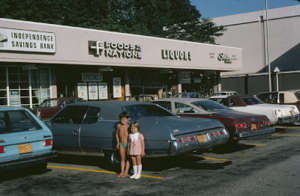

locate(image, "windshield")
[[39, 100, 60, 107], [242, 97, 263, 105], [191, 100, 232, 113]]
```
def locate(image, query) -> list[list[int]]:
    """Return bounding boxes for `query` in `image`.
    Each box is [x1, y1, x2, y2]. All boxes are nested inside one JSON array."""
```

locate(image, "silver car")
[[46, 101, 229, 167]]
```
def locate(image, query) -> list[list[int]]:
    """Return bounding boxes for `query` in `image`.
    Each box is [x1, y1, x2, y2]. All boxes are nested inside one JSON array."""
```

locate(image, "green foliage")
[[0, 0, 226, 44]]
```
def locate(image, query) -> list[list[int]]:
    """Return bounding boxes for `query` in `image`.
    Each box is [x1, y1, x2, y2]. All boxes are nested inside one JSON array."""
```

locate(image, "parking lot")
[[1, 125, 300, 196]]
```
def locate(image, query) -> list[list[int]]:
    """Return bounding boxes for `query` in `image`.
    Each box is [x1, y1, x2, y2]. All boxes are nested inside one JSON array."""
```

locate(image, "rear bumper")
[[169, 131, 229, 156], [277, 114, 300, 124], [0, 150, 57, 171], [233, 127, 275, 139]]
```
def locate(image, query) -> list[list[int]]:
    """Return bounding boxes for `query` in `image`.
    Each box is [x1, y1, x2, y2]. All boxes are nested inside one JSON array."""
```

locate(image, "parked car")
[[46, 101, 229, 167], [212, 91, 238, 96], [256, 90, 300, 110], [210, 95, 300, 125], [30, 97, 84, 121], [152, 98, 275, 144], [172, 92, 201, 98], [0, 106, 56, 173], [122, 95, 154, 102]]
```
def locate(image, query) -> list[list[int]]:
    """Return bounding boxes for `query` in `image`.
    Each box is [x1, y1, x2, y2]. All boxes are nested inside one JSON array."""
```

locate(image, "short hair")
[[119, 112, 129, 120], [130, 121, 140, 131]]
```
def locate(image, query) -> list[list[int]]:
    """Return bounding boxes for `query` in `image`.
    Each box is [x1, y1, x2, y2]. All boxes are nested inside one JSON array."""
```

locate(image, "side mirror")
[[45, 121, 52, 126]]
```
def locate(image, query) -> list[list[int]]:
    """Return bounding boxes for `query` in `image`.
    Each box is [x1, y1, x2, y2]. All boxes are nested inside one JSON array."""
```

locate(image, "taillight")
[[0, 146, 6, 153], [264, 120, 271, 125], [190, 136, 196, 141], [178, 138, 183, 144], [237, 123, 247, 129], [42, 139, 53, 147]]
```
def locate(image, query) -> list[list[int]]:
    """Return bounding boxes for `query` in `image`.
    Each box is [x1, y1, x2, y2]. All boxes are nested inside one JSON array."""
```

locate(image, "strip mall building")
[[0, 18, 242, 108]]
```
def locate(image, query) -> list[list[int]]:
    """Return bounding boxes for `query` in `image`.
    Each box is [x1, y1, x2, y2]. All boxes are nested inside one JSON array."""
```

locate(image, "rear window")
[[295, 92, 300, 100], [0, 110, 42, 134]]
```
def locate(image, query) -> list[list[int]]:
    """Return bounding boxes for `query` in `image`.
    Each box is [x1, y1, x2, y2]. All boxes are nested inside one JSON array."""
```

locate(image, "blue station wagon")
[[0, 106, 56, 173]]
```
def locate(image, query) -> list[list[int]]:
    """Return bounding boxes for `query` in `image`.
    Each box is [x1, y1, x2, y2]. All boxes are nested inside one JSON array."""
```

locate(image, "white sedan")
[[210, 95, 300, 125]]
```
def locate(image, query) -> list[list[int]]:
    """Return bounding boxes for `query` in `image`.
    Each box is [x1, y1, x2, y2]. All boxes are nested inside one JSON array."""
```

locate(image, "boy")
[[116, 112, 130, 177]]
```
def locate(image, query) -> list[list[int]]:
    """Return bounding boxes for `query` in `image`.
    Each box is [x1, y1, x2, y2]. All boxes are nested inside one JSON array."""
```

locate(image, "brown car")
[[30, 97, 84, 121], [256, 90, 300, 110], [152, 98, 275, 144]]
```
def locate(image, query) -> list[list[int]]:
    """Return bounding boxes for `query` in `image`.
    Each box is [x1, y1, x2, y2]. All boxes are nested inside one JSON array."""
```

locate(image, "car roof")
[[70, 101, 153, 107], [43, 97, 83, 101], [152, 98, 209, 102], [0, 106, 26, 111]]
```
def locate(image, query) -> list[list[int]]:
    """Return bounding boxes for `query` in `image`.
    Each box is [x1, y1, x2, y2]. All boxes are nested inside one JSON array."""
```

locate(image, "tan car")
[[256, 90, 300, 111]]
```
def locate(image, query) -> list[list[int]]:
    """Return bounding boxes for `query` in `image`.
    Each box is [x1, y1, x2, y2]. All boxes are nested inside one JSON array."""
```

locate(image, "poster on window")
[[88, 82, 98, 100], [98, 82, 108, 100], [77, 83, 88, 100], [113, 77, 122, 98], [9, 91, 21, 107]]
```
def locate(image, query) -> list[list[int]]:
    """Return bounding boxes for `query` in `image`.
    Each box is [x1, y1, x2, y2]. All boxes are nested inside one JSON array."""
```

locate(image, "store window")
[[0, 65, 50, 108]]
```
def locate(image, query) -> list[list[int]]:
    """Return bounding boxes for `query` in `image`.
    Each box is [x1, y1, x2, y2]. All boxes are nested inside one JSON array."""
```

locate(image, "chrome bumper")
[[0, 150, 57, 171], [169, 131, 229, 156], [233, 127, 275, 139], [277, 114, 300, 124]]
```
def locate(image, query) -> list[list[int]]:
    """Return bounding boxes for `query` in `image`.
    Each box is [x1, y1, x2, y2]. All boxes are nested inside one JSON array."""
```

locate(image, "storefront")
[[0, 18, 242, 108]]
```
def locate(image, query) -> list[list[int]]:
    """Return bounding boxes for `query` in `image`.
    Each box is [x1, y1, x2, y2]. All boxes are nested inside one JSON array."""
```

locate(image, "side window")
[[0, 112, 7, 133], [52, 106, 89, 124], [83, 107, 100, 124], [229, 98, 237, 106], [279, 93, 284, 104], [7, 110, 42, 132], [175, 102, 195, 113], [155, 102, 172, 112]]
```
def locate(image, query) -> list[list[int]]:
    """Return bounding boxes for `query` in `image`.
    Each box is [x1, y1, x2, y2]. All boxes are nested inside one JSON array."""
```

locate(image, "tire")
[[104, 150, 120, 171]]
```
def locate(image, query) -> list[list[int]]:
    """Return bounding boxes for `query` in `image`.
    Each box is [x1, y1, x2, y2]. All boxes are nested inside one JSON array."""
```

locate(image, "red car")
[[30, 97, 84, 121], [152, 98, 275, 144]]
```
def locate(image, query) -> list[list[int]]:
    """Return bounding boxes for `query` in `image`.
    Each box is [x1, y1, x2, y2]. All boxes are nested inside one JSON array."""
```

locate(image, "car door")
[[48, 106, 89, 154], [79, 106, 117, 155]]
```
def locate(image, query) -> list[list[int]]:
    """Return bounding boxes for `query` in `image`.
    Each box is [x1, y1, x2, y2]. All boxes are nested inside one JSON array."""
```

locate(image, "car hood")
[[137, 116, 224, 136]]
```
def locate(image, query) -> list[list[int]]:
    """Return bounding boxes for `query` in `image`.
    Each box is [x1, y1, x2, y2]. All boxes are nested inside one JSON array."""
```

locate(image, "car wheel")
[[104, 150, 120, 170]]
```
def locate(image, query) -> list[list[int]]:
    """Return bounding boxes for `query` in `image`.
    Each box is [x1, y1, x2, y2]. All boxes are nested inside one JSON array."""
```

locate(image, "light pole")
[[265, 0, 272, 92], [274, 67, 280, 91]]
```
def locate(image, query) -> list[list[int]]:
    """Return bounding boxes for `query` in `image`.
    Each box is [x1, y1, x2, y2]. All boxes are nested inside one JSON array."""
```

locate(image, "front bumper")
[[233, 127, 275, 139], [277, 114, 300, 124], [0, 150, 57, 171], [169, 131, 229, 156]]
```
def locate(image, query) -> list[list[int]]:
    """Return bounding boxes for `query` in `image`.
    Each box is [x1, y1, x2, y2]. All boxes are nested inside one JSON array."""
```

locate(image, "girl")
[[127, 121, 145, 179]]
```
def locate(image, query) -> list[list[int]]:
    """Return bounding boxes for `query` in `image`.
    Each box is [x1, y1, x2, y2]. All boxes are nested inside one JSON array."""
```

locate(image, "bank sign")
[[0, 28, 56, 53]]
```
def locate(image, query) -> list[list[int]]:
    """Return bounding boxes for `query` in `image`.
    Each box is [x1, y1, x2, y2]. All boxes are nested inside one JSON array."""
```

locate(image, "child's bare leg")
[[118, 147, 126, 177], [124, 159, 130, 176]]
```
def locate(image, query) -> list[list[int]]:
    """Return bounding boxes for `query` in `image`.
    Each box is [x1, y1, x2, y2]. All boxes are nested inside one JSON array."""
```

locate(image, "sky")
[[190, 0, 300, 18]]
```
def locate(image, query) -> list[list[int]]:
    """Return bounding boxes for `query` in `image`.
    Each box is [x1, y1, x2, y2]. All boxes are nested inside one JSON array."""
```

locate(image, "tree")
[[0, 0, 226, 44]]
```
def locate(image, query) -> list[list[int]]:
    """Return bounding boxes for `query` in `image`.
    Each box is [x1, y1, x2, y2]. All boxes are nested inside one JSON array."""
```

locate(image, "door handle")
[[73, 130, 79, 135]]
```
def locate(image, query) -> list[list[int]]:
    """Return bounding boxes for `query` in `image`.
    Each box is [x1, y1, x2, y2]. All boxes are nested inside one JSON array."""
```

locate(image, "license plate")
[[290, 111, 293, 116], [18, 143, 33, 154], [197, 134, 206, 143], [251, 124, 257, 130]]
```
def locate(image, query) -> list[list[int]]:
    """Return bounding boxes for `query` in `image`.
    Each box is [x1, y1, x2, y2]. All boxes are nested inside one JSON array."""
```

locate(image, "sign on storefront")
[[82, 73, 103, 81], [77, 83, 88, 100], [88, 83, 98, 100], [113, 78, 122, 98], [0, 28, 56, 53], [98, 82, 108, 100]]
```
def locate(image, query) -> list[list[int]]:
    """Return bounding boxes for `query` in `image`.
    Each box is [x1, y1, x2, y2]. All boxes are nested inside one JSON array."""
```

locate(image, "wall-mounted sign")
[[82, 73, 103, 81], [22, 64, 36, 70], [89, 41, 142, 59], [113, 77, 122, 98], [98, 67, 113, 72], [217, 53, 238, 64], [162, 49, 192, 61], [98, 82, 108, 100], [0, 28, 56, 53], [88, 83, 98, 100], [77, 83, 88, 100], [9, 91, 21, 107]]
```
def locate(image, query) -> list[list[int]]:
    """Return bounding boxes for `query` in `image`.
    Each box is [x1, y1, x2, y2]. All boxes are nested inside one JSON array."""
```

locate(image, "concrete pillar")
[[177, 72, 182, 93], [125, 69, 131, 96]]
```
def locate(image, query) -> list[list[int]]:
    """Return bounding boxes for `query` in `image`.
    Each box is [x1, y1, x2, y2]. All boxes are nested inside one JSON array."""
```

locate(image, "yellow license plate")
[[290, 111, 293, 115], [18, 143, 33, 154], [251, 124, 257, 130], [197, 134, 206, 143]]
